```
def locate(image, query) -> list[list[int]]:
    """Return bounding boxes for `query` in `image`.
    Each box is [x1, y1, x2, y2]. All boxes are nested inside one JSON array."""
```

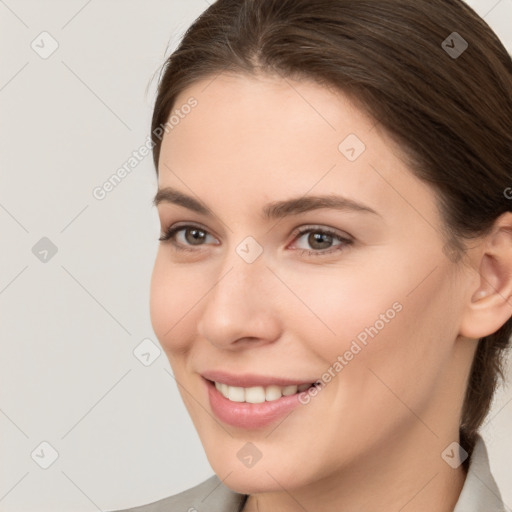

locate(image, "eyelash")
[[158, 224, 353, 257]]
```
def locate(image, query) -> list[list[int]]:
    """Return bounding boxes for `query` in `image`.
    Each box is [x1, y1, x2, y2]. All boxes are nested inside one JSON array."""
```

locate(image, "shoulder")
[[108, 474, 247, 512]]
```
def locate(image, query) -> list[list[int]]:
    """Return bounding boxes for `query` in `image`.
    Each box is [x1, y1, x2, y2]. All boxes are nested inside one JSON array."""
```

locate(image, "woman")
[[113, 0, 512, 510]]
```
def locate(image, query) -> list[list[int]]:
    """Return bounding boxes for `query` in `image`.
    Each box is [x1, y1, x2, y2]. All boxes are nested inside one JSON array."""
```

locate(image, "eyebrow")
[[153, 186, 380, 219]]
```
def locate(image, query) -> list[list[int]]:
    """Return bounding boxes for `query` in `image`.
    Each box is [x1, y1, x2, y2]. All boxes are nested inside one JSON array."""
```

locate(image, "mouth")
[[209, 380, 316, 403], [201, 373, 320, 429]]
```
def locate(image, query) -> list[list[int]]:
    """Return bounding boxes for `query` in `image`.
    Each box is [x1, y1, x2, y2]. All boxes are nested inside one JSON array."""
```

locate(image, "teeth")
[[265, 385, 282, 401], [227, 386, 245, 402], [245, 386, 266, 403], [214, 381, 312, 403], [282, 385, 298, 396]]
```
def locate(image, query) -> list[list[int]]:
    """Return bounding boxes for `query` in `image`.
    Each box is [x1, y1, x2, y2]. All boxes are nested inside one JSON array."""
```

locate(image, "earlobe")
[[459, 213, 512, 339]]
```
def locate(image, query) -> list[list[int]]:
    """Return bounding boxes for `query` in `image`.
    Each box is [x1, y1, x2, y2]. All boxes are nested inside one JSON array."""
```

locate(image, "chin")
[[204, 444, 315, 495], [218, 467, 298, 495]]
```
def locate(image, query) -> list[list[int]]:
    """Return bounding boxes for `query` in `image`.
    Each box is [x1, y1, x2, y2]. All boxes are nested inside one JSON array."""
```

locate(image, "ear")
[[459, 212, 512, 339]]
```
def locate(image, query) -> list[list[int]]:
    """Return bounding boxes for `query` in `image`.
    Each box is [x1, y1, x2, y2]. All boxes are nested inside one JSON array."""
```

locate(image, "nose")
[[196, 244, 282, 350]]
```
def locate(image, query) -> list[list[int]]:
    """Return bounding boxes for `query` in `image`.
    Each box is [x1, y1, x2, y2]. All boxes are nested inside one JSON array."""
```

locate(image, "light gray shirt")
[[111, 435, 506, 512]]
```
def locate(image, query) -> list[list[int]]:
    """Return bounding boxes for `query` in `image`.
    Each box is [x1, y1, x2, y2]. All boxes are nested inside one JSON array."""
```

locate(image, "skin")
[[149, 72, 512, 512]]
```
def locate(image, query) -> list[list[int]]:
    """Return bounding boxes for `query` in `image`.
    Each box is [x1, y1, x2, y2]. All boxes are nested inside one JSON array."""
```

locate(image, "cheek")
[[149, 252, 205, 354], [283, 255, 454, 396], [338, 268, 458, 417], [276, 261, 405, 363]]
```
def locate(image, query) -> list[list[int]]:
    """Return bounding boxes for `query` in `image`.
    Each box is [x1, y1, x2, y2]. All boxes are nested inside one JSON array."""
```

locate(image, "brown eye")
[[184, 227, 207, 245], [307, 231, 334, 250], [158, 224, 218, 250], [291, 226, 353, 257]]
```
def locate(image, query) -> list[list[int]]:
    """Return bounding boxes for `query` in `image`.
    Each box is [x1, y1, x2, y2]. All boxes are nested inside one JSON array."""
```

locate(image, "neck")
[[242, 426, 468, 512]]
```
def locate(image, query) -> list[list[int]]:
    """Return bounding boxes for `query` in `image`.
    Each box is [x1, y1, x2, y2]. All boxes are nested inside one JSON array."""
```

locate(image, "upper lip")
[[201, 370, 316, 388]]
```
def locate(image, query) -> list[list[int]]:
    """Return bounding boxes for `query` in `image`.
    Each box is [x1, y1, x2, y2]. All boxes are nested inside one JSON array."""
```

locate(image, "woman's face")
[[150, 72, 475, 493]]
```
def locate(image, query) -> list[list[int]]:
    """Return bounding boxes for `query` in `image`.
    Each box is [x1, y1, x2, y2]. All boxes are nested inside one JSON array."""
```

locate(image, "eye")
[[159, 223, 353, 257], [290, 226, 353, 257], [159, 223, 218, 251]]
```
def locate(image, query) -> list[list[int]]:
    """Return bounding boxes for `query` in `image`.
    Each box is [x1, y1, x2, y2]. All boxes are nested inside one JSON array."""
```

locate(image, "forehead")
[[168, 71, 376, 154], [157, 72, 440, 231]]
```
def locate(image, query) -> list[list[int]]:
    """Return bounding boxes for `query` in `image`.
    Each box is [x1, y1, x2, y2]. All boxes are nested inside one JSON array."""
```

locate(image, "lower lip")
[[205, 379, 305, 429]]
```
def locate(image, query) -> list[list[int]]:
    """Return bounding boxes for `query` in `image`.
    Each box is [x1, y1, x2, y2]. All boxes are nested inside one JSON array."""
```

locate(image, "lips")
[[201, 370, 319, 429], [201, 369, 316, 388]]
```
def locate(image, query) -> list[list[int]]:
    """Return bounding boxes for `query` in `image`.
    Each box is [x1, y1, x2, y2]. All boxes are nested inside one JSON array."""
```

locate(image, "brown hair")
[[150, 0, 512, 457]]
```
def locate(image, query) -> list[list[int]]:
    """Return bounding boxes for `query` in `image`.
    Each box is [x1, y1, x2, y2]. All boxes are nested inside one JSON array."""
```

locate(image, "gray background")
[[1, 1, 511, 510]]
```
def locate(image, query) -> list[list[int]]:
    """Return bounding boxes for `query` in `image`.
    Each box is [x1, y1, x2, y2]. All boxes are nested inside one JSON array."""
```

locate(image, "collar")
[[453, 434, 506, 512]]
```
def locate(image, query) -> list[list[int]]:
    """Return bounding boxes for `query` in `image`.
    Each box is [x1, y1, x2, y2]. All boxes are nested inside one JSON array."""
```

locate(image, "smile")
[[203, 373, 320, 429], [213, 381, 315, 403]]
